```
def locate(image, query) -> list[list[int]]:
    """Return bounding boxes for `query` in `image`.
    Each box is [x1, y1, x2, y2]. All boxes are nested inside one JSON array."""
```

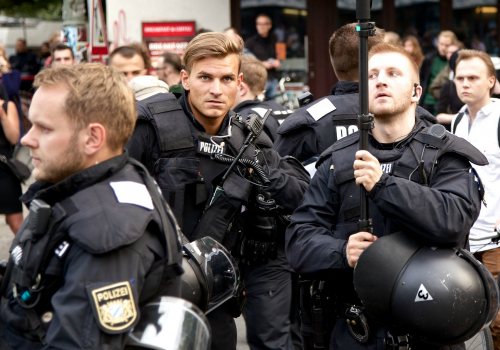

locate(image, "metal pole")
[[356, 0, 375, 234]]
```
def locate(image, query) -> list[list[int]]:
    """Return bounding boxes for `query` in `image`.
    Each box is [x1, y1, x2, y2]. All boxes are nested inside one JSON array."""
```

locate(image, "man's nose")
[[210, 79, 222, 95], [21, 128, 36, 149]]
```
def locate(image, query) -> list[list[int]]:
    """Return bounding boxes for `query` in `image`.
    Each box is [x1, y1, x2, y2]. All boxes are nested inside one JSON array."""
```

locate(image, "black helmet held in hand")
[[354, 232, 500, 346]]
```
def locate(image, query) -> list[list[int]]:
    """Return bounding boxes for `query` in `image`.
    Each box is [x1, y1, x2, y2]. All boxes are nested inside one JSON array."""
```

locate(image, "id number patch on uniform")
[[90, 281, 137, 333], [197, 136, 225, 156], [307, 99, 336, 121]]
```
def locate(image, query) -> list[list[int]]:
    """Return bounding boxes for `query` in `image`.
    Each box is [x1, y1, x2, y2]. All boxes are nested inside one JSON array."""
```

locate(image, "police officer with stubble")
[[0, 64, 183, 350], [286, 43, 487, 350]]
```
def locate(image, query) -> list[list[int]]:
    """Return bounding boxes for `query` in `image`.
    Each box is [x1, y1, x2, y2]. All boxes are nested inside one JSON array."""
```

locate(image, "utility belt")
[[298, 278, 372, 348]]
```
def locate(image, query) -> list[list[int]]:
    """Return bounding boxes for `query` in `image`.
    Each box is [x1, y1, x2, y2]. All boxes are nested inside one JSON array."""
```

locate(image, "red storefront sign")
[[147, 41, 189, 57], [142, 22, 195, 38]]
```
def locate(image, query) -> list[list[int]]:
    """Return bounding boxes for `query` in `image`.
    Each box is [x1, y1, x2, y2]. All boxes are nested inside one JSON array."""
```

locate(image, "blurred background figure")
[[9, 39, 40, 92], [0, 78, 22, 235], [39, 42, 50, 66], [246, 14, 281, 99], [384, 31, 401, 46], [0, 45, 22, 129], [403, 35, 424, 69], [435, 50, 464, 128], [51, 44, 77, 67], [156, 52, 182, 93], [43, 31, 62, 68], [109, 43, 150, 82], [420, 30, 457, 115], [224, 27, 254, 56], [429, 41, 463, 102]]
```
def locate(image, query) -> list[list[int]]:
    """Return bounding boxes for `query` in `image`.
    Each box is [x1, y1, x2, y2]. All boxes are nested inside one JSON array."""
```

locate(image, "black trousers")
[[243, 252, 302, 350]]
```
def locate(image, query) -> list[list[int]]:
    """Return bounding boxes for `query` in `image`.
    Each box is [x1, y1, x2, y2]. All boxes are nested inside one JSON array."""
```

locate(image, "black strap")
[[452, 112, 464, 135], [24, 308, 46, 344], [498, 116, 500, 148]]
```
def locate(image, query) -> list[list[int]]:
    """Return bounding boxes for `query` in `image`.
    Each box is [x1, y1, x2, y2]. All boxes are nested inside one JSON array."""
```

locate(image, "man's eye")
[[390, 72, 399, 77], [369, 74, 377, 79], [224, 77, 233, 82], [201, 76, 209, 81]]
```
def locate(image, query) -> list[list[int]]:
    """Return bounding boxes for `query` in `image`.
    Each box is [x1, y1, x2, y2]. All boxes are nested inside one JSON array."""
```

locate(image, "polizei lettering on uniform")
[[196, 137, 225, 156], [97, 287, 129, 302], [336, 125, 359, 140]]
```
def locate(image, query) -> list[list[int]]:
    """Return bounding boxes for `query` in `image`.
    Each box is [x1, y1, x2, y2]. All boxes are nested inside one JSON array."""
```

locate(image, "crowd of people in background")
[[1, 19, 499, 237]]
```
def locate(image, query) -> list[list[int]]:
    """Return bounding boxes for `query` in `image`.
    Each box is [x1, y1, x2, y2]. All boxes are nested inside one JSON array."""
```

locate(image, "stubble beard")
[[36, 134, 84, 183], [370, 88, 413, 123]]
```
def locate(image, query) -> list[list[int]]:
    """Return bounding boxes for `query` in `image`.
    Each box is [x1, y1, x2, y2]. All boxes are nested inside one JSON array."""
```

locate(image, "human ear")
[[181, 70, 190, 91], [83, 123, 106, 157]]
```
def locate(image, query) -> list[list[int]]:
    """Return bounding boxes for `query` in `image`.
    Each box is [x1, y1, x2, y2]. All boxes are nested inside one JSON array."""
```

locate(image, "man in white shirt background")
[[452, 49, 500, 349]]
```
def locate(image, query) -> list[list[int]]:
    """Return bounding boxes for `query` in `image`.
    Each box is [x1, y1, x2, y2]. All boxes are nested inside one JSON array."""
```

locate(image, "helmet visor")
[[189, 236, 241, 313], [128, 297, 210, 350]]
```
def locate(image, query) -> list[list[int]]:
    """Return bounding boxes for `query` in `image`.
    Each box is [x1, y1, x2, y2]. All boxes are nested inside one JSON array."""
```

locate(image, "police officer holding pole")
[[126, 32, 310, 350], [0, 64, 184, 349], [285, 1, 491, 349]]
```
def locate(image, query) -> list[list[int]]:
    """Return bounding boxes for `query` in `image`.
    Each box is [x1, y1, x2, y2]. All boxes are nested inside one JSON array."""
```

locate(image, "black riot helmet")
[[354, 232, 499, 346], [180, 235, 243, 314]]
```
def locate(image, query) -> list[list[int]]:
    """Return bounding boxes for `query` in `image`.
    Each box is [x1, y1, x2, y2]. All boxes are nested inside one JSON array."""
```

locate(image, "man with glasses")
[[246, 14, 281, 99], [156, 52, 182, 93]]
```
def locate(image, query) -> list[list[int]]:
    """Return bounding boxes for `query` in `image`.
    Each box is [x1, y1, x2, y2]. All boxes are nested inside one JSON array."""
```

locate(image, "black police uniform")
[[126, 90, 310, 350], [285, 116, 488, 350], [273, 81, 438, 162], [233, 99, 293, 143], [0, 152, 183, 350], [232, 98, 301, 350]]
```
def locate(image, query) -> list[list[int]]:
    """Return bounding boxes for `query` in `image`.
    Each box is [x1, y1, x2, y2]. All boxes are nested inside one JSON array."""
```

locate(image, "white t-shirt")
[[452, 99, 500, 252]]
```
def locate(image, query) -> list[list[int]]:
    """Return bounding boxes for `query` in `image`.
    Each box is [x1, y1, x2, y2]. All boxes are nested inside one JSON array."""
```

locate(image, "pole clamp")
[[356, 22, 376, 37]]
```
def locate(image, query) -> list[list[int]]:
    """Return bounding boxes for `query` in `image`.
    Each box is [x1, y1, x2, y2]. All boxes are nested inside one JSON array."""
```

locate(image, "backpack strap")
[[452, 112, 465, 135]]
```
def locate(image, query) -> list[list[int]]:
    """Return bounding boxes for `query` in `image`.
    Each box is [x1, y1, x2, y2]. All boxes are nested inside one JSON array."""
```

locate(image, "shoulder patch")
[[250, 107, 270, 118], [307, 98, 336, 121], [110, 181, 154, 210], [88, 281, 137, 334]]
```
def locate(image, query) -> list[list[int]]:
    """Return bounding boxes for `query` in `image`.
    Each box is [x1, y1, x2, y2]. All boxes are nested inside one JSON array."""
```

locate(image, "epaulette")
[[316, 144, 335, 168]]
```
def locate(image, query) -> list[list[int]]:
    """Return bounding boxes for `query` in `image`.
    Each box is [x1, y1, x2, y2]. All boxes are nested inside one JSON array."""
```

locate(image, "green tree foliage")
[[0, 0, 62, 20]]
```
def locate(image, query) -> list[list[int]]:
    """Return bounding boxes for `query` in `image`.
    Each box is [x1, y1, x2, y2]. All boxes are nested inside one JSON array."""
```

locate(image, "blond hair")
[[456, 49, 497, 95], [438, 30, 458, 43], [369, 43, 420, 84], [182, 32, 243, 74], [240, 54, 267, 95], [34, 64, 136, 151]]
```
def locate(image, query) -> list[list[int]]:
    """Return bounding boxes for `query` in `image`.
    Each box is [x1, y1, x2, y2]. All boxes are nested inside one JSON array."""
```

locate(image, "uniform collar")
[[233, 99, 260, 113], [179, 87, 230, 134], [21, 151, 129, 207], [330, 81, 359, 96]]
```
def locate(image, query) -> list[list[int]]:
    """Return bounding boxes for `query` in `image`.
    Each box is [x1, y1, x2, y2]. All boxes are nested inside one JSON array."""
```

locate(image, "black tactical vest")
[[135, 93, 274, 250], [0, 159, 183, 345], [316, 124, 487, 302]]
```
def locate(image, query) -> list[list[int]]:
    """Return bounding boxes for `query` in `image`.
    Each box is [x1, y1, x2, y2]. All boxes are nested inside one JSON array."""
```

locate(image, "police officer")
[[273, 23, 437, 163], [125, 33, 310, 350], [285, 43, 487, 350], [232, 54, 292, 143], [0, 64, 183, 349], [231, 54, 301, 350]]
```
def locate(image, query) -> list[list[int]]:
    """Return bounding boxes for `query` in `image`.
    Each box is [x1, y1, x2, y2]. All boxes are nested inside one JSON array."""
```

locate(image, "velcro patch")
[[110, 181, 154, 210], [307, 99, 336, 121], [89, 281, 137, 334], [196, 136, 225, 156]]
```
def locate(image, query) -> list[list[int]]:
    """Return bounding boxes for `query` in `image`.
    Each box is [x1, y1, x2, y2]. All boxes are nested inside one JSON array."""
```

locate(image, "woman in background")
[[0, 82, 22, 235], [403, 35, 424, 69]]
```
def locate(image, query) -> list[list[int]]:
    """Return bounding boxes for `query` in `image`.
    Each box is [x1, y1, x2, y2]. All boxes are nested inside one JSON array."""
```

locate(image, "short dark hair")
[[17, 38, 26, 45], [256, 14, 272, 24], [109, 43, 151, 71], [53, 44, 74, 59], [329, 23, 385, 81], [160, 52, 182, 73]]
